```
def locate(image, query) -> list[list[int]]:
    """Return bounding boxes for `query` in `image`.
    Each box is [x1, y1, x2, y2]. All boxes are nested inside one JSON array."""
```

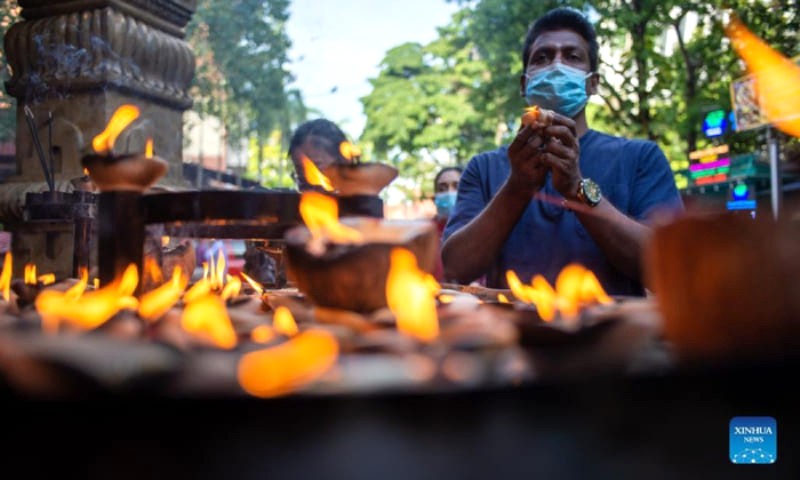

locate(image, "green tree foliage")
[[361, 9, 510, 198], [188, 0, 304, 185]]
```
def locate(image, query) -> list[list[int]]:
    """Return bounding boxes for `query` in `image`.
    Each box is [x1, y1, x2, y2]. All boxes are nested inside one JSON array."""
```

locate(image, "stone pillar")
[[1, 0, 196, 278], [3, 0, 196, 189]]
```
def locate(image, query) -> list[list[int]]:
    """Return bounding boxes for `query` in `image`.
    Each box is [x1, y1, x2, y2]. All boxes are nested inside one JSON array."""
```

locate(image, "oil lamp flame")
[[301, 155, 334, 191], [183, 278, 211, 304], [386, 247, 440, 342], [240, 272, 264, 296], [143, 257, 164, 286], [299, 191, 364, 247], [181, 293, 237, 349], [35, 263, 139, 332], [251, 325, 276, 344], [0, 252, 11, 301], [725, 14, 800, 137], [138, 266, 188, 322], [220, 274, 241, 300], [91, 104, 141, 154], [339, 141, 361, 162], [24, 264, 36, 285], [237, 329, 339, 398], [506, 264, 612, 322], [201, 250, 227, 291], [145, 138, 154, 159], [273, 305, 299, 336]]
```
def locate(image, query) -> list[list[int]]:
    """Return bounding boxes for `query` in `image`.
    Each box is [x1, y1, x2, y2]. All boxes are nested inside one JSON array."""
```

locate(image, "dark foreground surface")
[[0, 359, 797, 480]]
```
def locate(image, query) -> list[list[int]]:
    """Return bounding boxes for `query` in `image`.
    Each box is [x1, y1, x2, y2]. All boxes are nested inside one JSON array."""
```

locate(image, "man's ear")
[[588, 72, 600, 96]]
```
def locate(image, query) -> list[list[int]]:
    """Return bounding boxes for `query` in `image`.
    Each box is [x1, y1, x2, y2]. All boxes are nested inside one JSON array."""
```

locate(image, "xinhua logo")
[[730, 416, 777, 464]]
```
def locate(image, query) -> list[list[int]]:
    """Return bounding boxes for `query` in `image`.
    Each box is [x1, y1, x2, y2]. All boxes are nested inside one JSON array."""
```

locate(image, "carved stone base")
[[4, 0, 196, 186]]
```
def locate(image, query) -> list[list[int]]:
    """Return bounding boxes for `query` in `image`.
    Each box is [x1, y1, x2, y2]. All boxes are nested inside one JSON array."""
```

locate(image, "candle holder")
[[284, 217, 437, 313]]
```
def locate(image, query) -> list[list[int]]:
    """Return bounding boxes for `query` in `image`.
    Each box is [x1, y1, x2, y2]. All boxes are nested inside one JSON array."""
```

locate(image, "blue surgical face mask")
[[524, 63, 591, 118], [434, 191, 458, 218]]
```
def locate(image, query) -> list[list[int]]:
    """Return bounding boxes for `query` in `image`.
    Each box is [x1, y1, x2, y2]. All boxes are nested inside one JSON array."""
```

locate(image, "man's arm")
[[441, 179, 535, 284], [441, 120, 571, 284], [565, 198, 651, 282], [547, 137, 680, 284]]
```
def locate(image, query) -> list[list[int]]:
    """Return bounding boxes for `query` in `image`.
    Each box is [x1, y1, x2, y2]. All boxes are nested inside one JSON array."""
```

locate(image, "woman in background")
[[433, 166, 462, 281]]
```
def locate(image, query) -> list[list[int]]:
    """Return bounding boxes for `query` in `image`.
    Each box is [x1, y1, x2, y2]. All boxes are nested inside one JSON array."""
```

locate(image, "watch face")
[[582, 179, 602, 205]]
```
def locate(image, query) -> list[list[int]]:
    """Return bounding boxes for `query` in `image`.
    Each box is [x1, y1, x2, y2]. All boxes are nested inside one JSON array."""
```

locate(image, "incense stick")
[[48, 111, 54, 184], [23, 105, 54, 191]]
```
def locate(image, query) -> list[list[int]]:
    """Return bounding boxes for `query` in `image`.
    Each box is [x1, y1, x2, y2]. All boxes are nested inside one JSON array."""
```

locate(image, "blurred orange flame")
[[35, 263, 139, 333], [221, 274, 241, 300], [0, 252, 11, 301], [38, 274, 55, 286], [143, 257, 164, 286], [251, 325, 276, 344], [521, 105, 541, 127], [240, 272, 264, 296], [181, 294, 237, 349], [214, 250, 226, 289], [161, 236, 170, 248], [339, 141, 361, 162], [301, 155, 334, 191], [497, 293, 510, 304], [92, 104, 140, 154], [725, 15, 800, 137], [138, 266, 188, 322], [386, 247, 440, 342], [438, 294, 455, 304], [273, 305, 299, 336], [145, 138, 154, 159], [82, 167, 89, 176], [238, 329, 339, 398], [506, 264, 612, 322], [300, 191, 364, 247], [24, 264, 36, 285], [202, 250, 227, 291], [183, 278, 211, 304]]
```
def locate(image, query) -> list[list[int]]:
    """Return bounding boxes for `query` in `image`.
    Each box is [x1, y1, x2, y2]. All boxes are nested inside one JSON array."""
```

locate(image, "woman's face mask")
[[434, 191, 458, 218], [524, 63, 592, 118]]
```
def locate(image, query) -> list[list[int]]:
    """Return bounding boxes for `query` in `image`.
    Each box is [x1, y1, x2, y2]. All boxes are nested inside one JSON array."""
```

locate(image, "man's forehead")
[[530, 29, 588, 52]]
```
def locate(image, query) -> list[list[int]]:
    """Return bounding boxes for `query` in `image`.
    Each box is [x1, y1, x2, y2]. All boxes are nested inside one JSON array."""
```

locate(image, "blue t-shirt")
[[442, 129, 683, 296]]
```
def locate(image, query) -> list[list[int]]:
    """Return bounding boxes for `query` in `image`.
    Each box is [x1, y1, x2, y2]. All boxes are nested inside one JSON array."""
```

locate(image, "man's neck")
[[575, 111, 590, 138]]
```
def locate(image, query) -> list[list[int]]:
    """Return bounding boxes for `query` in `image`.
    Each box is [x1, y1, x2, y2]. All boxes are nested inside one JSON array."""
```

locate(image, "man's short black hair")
[[521, 7, 599, 72], [288, 118, 348, 160]]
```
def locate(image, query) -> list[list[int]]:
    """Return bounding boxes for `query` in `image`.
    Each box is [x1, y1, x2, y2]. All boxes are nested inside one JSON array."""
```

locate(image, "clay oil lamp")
[[308, 140, 399, 197], [501, 265, 620, 347], [321, 145, 398, 197], [80, 104, 167, 192], [285, 191, 437, 313], [645, 214, 800, 364]]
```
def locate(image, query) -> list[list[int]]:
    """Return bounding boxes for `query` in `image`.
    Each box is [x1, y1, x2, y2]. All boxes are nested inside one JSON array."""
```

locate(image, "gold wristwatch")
[[576, 178, 602, 207]]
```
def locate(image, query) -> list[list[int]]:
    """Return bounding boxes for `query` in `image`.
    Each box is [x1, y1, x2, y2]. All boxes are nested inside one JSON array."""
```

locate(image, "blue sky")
[[285, 0, 460, 139]]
